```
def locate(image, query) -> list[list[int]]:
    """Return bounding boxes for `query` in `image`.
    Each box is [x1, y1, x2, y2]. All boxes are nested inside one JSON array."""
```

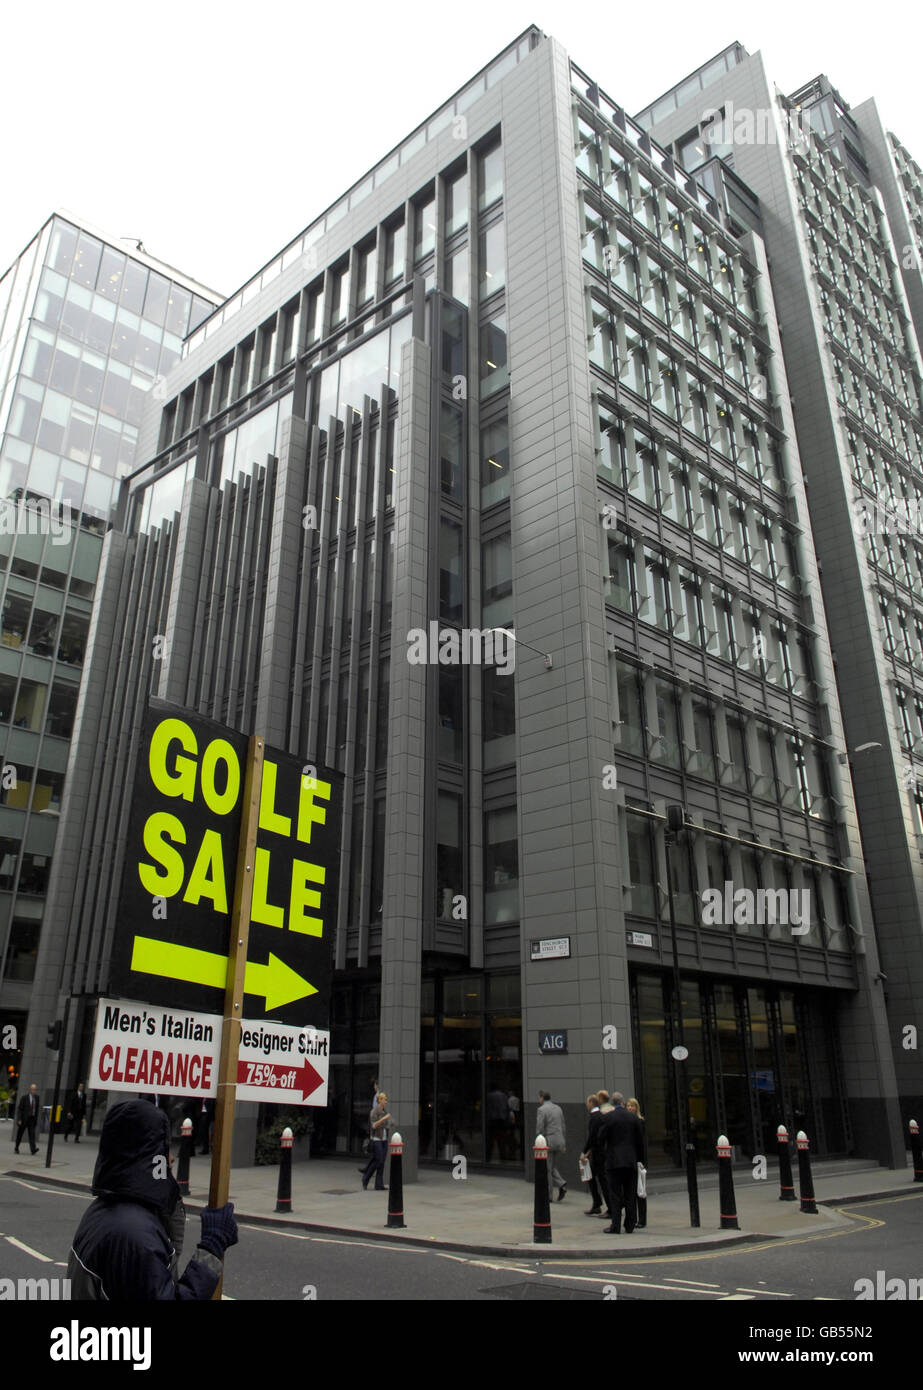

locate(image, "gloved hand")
[[199, 1202, 239, 1258]]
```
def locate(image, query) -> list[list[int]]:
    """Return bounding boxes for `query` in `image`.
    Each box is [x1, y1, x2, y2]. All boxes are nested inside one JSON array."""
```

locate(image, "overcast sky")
[[3, 0, 920, 299]]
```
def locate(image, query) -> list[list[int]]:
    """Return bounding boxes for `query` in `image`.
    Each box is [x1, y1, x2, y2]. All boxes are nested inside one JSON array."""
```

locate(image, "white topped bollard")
[[909, 1120, 923, 1183], [796, 1130, 817, 1214], [716, 1134, 739, 1230], [387, 1131, 405, 1228], [276, 1126, 294, 1213], [177, 1117, 193, 1195], [776, 1124, 795, 1201], [533, 1135, 551, 1244]]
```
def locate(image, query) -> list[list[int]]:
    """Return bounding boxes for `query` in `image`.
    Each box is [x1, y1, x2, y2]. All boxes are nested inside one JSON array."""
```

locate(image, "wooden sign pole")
[[209, 733, 265, 1298]]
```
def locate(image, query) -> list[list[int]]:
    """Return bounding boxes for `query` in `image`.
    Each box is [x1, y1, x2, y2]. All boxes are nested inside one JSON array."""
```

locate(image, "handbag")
[[636, 1162, 647, 1198]]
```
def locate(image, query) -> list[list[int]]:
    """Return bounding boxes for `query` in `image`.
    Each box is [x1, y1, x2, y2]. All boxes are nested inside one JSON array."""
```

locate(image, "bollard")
[[275, 1126, 293, 1213], [796, 1130, 817, 1214], [685, 1141, 700, 1227], [716, 1135, 739, 1230], [909, 1120, 923, 1183], [533, 1135, 552, 1244], [387, 1132, 406, 1228], [776, 1125, 796, 1202], [176, 1118, 193, 1196]]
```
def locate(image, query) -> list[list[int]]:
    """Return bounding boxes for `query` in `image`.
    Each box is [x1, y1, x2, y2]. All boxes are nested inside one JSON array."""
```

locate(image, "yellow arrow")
[[130, 937, 317, 1011]]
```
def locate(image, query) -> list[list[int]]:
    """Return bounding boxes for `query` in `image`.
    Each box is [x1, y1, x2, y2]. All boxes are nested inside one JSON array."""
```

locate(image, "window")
[[440, 517, 463, 623], [478, 141, 503, 209], [436, 792, 463, 921], [482, 535, 512, 629], [479, 315, 508, 397], [445, 166, 469, 235], [384, 219, 406, 286], [480, 414, 509, 506], [414, 195, 437, 262], [440, 402, 464, 500], [483, 663, 515, 768], [484, 807, 518, 922], [626, 812, 655, 917], [478, 221, 506, 299]]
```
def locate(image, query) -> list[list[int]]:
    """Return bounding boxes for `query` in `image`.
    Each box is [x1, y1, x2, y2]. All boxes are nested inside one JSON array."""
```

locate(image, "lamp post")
[[664, 803, 699, 1226]]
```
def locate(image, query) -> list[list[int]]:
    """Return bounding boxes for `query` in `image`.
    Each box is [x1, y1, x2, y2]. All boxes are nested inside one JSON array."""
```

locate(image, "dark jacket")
[[597, 1106, 645, 1170], [67, 1100, 222, 1300], [68, 1089, 87, 1118], [583, 1108, 603, 1156], [17, 1091, 40, 1122]]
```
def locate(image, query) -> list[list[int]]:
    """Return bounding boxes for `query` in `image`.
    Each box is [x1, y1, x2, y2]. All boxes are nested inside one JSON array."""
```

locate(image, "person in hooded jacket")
[[67, 1099, 238, 1300]]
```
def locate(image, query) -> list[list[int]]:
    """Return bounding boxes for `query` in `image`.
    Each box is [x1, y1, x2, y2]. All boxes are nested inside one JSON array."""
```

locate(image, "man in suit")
[[64, 1083, 87, 1142], [536, 1090, 567, 1201], [15, 1083, 40, 1154], [597, 1091, 645, 1233]]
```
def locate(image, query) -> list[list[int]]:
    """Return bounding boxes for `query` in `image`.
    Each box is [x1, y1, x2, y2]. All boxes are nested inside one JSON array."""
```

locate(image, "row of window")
[[624, 808, 850, 950], [612, 656, 831, 820], [582, 198, 768, 392], [162, 138, 504, 453], [0, 671, 77, 737], [590, 299, 783, 478], [606, 532, 814, 697], [832, 346, 919, 432], [823, 293, 918, 413], [575, 109, 759, 320], [879, 592, 923, 675], [597, 410, 794, 568]]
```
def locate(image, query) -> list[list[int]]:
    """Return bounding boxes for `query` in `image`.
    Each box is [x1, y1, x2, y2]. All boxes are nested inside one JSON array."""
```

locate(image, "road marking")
[[721, 1293, 756, 1299], [665, 1277, 722, 1287], [736, 1286, 792, 1296], [4, 1235, 53, 1262]]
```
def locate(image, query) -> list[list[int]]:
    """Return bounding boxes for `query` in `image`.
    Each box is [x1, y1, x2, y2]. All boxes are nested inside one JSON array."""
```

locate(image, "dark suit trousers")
[[16, 1115, 37, 1150], [606, 1165, 638, 1232]]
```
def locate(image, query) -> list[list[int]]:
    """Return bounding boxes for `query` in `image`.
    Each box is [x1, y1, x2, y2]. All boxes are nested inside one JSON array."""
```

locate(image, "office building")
[[639, 45, 923, 1128], [20, 31, 909, 1170], [0, 213, 220, 1087]]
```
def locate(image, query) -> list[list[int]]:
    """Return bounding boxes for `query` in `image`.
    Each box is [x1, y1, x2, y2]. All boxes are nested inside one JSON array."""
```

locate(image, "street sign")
[[109, 701, 342, 1028], [530, 937, 571, 961], [88, 999, 221, 1097], [237, 1020, 330, 1105]]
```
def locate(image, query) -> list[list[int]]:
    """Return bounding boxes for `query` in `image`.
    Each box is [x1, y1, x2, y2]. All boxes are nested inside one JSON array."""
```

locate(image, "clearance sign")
[[109, 701, 342, 1029]]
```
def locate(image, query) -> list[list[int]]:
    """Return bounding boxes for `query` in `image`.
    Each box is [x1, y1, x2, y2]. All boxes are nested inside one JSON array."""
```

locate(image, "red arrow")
[[235, 1056, 324, 1100], [296, 1057, 324, 1101]]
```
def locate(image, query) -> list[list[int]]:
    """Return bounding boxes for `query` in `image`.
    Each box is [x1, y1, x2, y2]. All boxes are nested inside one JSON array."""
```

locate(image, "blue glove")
[[199, 1202, 238, 1258]]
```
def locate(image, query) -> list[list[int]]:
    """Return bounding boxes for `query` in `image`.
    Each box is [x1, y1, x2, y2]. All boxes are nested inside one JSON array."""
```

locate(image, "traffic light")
[[46, 1020, 62, 1050]]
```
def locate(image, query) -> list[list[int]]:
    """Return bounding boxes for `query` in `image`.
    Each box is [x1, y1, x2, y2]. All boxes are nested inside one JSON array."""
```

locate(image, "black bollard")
[[533, 1137, 552, 1244], [796, 1130, 817, 1214], [909, 1120, 923, 1183], [685, 1141, 700, 1227], [386, 1132, 406, 1228], [176, 1118, 193, 1197], [776, 1124, 796, 1201], [275, 1126, 293, 1213], [716, 1135, 739, 1230]]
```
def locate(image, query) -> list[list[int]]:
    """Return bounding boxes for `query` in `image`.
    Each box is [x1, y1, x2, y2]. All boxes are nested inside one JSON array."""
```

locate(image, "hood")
[[91, 1100, 180, 1214]]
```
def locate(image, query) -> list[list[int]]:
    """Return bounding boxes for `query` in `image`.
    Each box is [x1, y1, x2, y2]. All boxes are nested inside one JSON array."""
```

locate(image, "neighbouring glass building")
[[18, 32, 915, 1172], [0, 213, 220, 1092]]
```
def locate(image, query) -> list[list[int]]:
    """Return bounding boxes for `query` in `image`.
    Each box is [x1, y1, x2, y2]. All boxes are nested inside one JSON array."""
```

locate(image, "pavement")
[[3, 1123, 920, 1258]]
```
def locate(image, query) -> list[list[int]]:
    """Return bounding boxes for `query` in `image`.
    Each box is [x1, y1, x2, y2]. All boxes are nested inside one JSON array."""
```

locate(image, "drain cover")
[[320, 1188, 360, 1195]]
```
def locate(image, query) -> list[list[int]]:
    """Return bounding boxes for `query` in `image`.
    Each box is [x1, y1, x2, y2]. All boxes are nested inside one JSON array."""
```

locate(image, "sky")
[[3, 0, 921, 300]]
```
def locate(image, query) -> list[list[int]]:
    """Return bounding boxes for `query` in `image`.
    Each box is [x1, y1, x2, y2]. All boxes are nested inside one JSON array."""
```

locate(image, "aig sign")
[[538, 1030, 568, 1054]]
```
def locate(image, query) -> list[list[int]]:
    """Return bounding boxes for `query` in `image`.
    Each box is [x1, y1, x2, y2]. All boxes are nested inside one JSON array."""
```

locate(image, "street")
[[2, 1174, 921, 1303]]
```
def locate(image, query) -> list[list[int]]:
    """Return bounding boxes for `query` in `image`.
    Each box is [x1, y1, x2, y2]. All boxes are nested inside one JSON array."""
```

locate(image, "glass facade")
[[0, 216, 218, 1035]]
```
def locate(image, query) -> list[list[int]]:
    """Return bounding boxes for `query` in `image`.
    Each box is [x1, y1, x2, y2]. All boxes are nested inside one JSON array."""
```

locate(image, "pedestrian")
[[626, 1097, 648, 1228], [535, 1090, 567, 1201], [597, 1090, 645, 1234], [64, 1083, 87, 1143], [486, 1083, 509, 1161], [592, 1089, 614, 1219], [360, 1090, 391, 1190], [579, 1094, 604, 1215], [14, 1083, 40, 1154], [193, 1096, 215, 1154], [67, 1099, 238, 1299]]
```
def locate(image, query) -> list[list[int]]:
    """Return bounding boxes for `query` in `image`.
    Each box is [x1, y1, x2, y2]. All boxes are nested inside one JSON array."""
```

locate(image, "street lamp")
[[663, 803, 700, 1227]]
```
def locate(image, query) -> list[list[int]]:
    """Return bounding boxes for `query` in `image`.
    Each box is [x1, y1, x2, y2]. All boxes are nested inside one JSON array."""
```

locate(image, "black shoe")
[[31, 1148, 38, 1154], [14, 1148, 19, 1154], [603, 1225, 621, 1234], [74, 1139, 80, 1144], [357, 1167, 366, 1173], [636, 1222, 646, 1229], [584, 1207, 602, 1216], [557, 1184, 567, 1201]]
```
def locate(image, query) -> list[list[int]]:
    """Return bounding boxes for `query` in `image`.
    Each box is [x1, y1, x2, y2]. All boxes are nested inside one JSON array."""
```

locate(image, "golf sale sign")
[[109, 700, 342, 1029]]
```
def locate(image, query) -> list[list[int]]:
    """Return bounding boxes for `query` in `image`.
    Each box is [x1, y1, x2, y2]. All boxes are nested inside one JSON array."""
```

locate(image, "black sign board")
[[538, 1030, 568, 1054], [109, 701, 342, 1028]]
